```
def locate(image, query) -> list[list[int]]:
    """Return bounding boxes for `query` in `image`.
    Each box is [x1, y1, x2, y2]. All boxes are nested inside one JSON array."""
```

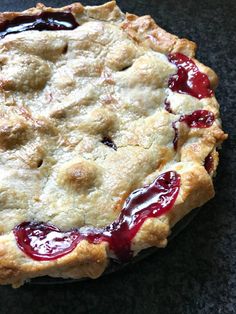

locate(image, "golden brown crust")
[[121, 13, 197, 57], [0, 2, 84, 24], [120, 14, 219, 90], [0, 235, 108, 287], [0, 1, 227, 287], [83, 1, 123, 21]]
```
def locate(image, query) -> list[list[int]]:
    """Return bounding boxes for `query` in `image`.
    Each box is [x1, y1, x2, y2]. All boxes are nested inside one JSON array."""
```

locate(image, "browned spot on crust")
[[58, 160, 101, 190]]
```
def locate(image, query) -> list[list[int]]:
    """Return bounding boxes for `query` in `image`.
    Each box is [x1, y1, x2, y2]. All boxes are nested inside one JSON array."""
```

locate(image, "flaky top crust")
[[0, 1, 227, 287]]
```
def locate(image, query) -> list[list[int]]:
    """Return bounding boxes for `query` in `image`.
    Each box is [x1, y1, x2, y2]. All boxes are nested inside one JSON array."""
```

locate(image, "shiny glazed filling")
[[0, 12, 79, 38], [14, 171, 181, 262], [168, 53, 214, 99]]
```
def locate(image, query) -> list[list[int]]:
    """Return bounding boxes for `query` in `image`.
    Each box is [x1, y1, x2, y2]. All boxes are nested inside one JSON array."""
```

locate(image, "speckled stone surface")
[[0, 0, 235, 313]]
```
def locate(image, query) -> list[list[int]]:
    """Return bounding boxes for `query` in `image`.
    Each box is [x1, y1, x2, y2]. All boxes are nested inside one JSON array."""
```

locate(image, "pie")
[[0, 1, 227, 287]]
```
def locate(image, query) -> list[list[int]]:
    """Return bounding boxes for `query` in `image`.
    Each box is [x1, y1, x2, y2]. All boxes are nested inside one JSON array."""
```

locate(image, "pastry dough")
[[0, 1, 227, 287]]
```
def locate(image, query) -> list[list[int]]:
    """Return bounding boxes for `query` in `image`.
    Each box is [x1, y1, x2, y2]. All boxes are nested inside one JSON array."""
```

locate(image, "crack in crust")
[[0, 1, 227, 286]]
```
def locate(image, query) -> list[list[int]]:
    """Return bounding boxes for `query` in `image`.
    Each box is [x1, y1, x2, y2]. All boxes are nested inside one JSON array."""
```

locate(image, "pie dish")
[[0, 1, 227, 287]]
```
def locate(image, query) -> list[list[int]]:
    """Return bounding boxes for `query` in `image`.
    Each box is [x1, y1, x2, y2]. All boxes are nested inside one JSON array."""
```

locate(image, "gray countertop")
[[0, 0, 235, 313]]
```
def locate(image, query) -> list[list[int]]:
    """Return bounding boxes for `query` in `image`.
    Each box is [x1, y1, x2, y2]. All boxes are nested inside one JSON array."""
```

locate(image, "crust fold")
[[121, 13, 197, 57]]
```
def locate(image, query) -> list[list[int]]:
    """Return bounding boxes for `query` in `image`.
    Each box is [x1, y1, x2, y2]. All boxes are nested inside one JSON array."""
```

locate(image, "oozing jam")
[[0, 12, 79, 38], [204, 153, 214, 174], [172, 110, 215, 150], [168, 53, 214, 99], [14, 171, 180, 262], [101, 137, 117, 151], [178, 110, 215, 128]]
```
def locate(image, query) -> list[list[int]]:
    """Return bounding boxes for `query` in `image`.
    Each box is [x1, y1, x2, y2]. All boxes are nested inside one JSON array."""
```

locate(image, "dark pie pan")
[[29, 207, 200, 285]]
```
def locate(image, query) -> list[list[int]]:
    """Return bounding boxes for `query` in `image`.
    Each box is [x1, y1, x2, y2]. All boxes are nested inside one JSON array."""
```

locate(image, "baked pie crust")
[[0, 1, 227, 287]]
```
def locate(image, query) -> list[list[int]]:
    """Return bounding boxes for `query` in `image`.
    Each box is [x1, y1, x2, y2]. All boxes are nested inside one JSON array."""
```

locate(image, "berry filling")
[[101, 137, 117, 150], [168, 53, 214, 99], [204, 153, 214, 174], [0, 12, 79, 38], [172, 110, 215, 150], [14, 171, 180, 262], [179, 110, 215, 128]]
